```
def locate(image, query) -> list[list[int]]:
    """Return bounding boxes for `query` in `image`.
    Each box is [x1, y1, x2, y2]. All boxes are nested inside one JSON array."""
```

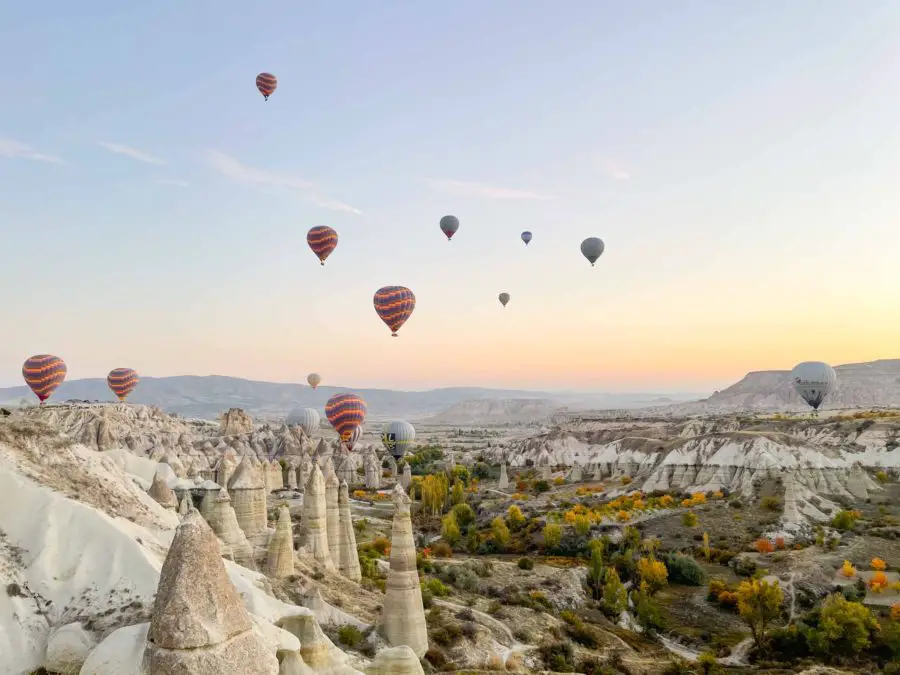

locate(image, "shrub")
[[337, 624, 363, 648], [506, 504, 526, 530], [869, 571, 889, 592], [840, 560, 856, 578], [682, 511, 698, 527], [517, 557, 534, 570], [754, 538, 774, 554], [543, 524, 562, 551], [872, 557, 887, 571], [831, 509, 861, 531], [665, 554, 705, 586], [538, 642, 576, 672], [761, 496, 781, 511], [451, 503, 475, 529], [534, 479, 551, 492], [432, 541, 453, 558], [424, 649, 446, 669], [621, 476, 633, 485], [423, 578, 451, 597]]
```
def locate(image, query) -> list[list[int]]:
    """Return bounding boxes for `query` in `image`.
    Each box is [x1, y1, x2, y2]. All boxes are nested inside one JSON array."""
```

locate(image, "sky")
[[2, 1, 900, 393]]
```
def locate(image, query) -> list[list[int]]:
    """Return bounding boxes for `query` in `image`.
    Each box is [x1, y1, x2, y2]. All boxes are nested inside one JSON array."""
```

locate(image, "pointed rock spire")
[[498, 463, 509, 490], [337, 480, 362, 582], [325, 470, 340, 563], [208, 487, 256, 570], [301, 465, 335, 570], [379, 484, 428, 657], [144, 510, 278, 673], [266, 505, 295, 578], [149, 470, 178, 510]]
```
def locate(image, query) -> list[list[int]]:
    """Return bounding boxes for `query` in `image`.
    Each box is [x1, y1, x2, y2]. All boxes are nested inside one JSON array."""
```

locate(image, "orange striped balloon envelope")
[[22, 354, 67, 403], [325, 393, 367, 448], [256, 72, 277, 100], [373, 286, 416, 337], [307, 226, 338, 266], [107, 368, 140, 402]]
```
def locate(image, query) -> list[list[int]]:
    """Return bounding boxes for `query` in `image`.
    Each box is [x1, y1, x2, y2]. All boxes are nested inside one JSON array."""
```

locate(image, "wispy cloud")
[[99, 141, 165, 165], [204, 150, 362, 214], [425, 178, 555, 201], [599, 159, 631, 181], [155, 178, 189, 188], [0, 138, 64, 164]]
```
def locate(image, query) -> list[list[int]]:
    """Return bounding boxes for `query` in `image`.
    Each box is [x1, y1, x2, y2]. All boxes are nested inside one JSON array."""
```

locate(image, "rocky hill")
[[424, 398, 565, 425], [0, 375, 700, 421], [650, 359, 900, 416]]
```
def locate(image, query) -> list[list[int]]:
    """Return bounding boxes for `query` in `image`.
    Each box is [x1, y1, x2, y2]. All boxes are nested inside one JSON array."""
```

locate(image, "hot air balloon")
[[498, 292, 510, 307], [307, 372, 322, 389], [439, 215, 459, 241], [382, 420, 416, 459], [256, 72, 277, 100], [307, 226, 338, 266], [107, 368, 139, 402], [287, 407, 320, 437], [325, 392, 367, 450], [374, 286, 416, 337], [580, 237, 605, 266], [521, 231, 532, 245], [790, 361, 837, 412], [22, 355, 67, 403], [346, 425, 362, 452]]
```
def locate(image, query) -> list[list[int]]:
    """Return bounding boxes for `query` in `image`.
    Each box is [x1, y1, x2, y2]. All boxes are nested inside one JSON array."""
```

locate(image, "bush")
[[538, 642, 576, 672], [451, 503, 475, 529], [432, 541, 453, 558], [682, 512, 698, 527], [337, 624, 363, 648], [665, 554, 705, 586], [424, 649, 447, 669], [461, 621, 478, 640], [534, 480, 551, 493], [761, 496, 781, 511], [518, 557, 535, 570], [423, 578, 451, 597]]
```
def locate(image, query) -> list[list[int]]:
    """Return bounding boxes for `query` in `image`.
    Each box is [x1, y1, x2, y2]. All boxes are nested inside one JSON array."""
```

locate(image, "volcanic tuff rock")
[[325, 470, 341, 563], [267, 505, 296, 578], [302, 464, 336, 569], [144, 510, 279, 673], [337, 480, 362, 582]]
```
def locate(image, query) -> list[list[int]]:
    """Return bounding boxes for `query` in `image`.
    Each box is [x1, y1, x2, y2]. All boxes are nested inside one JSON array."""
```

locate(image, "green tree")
[[506, 504, 526, 530], [601, 567, 627, 616], [574, 514, 591, 537], [491, 517, 511, 549], [736, 578, 783, 650], [421, 473, 449, 517], [808, 594, 880, 661], [587, 545, 606, 599], [543, 523, 562, 551], [450, 480, 465, 506], [451, 502, 475, 529], [682, 511, 698, 527], [441, 511, 460, 546]]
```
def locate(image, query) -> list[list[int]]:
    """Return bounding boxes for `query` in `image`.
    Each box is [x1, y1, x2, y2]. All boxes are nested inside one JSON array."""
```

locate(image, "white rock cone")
[[228, 455, 269, 546], [498, 463, 509, 490], [325, 471, 341, 564], [208, 487, 256, 570], [266, 505, 295, 578], [269, 459, 285, 490], [366, 646, 425, 675], [379, 484, 428, 657], [149, 470, 178, 510], [400, 463, 412, 490], [302, 465, 336, 570], [337, 481, 362, 582]]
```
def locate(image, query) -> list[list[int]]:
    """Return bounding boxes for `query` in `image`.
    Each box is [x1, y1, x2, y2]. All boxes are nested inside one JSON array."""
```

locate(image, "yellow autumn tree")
[[871, 557, 887, 571], [506, 504, 526, 530], [637, 557, 668, 596], [737, 578, 784, 649], [421, 473, 449, 518], [840, 560, 856, 578]]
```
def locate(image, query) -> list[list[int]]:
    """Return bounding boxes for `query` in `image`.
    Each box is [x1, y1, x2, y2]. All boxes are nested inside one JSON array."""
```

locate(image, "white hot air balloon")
[[382, 419, 416, 459], [307, 372, 322, 389], [789, 361, 837, 411], [286, 407, 320, 437]]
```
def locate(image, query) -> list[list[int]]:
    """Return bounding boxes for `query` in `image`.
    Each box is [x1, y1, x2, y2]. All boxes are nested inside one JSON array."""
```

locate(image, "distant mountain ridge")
[[0, 375, 701, 421], [652, 359, 900, 415]]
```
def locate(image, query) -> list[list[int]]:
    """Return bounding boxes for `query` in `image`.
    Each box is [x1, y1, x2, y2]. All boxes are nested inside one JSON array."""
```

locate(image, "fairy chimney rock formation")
[[144, 510, 279, 674], [325, 471, 341, 564], [365, 452, 381, 490], [366, 646, 425, 675], [498, 463, 509, 490], [379, 484, 428, 657], [219, 407, 254, 436], [268, 460, 284, 491], [301, 465, 336, 570], [266, 505, 296, 578], [207, 487, 256, 569], [400, 463, 412, 490], [337, 480, 362, 582], [227, 454, 269, 546], [149, 470, 179, 510]]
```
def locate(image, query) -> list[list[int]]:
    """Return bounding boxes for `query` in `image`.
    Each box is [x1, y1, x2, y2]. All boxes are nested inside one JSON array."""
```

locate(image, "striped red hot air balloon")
[[22, 354, 67, 403], [307, 226, 338, 266], [107, 368, 140, 402], [256, 72, 277, 100], [373, 286, 416, 337], [325, 393, 367, 450]]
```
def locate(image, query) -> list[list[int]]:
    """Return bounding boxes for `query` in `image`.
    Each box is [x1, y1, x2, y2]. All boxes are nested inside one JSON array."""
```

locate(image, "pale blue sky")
[[2, 1, 900, 391]]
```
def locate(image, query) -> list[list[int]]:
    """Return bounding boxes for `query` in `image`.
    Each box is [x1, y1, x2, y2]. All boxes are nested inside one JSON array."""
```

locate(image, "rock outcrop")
[[266, 505, 296, 578], [144, 509, 279, 673], [301, 465, 336, 570], [219, 407, 254, 436], [379, 484, 428, 657], [227, 454, 269, 546], [400, 463, 411, 490], [206, 487, 255, 569], [498, 463, 509, 490], [337, 480, 362, 582], [366, 646, 425, 675], [325, 470, 341, 564], [148, 470, 178, 510]]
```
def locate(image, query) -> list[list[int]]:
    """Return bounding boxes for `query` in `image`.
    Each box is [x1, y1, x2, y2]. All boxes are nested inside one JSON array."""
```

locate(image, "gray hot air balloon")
[[580, 237, 605, 266], [286, 407, 320, 437], [521, 231, 532, 245], [440, 215, 459, 241], [789, 361, 837, 411], [498, 292, 510, 307], [382, 419, 416, 459]]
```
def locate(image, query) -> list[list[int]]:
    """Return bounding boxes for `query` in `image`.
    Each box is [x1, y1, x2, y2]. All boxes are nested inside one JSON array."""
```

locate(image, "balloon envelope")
[[307, 372, 322, 389], [373, 286, 416, 336], [439, 215, 459, 241], [521, 231, 532, 245], [325, 393, 367, 444], [22, 355, 67, 402], [498, 292, 510, 307], [790, 361, 837, 411], [256, 72, 277, 99], [307, 226, 338, 265], [382, 420, 416, 459], [580, 237, 605, 266], [107, 368, 139, 402], [286, 407, 320, 437]]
